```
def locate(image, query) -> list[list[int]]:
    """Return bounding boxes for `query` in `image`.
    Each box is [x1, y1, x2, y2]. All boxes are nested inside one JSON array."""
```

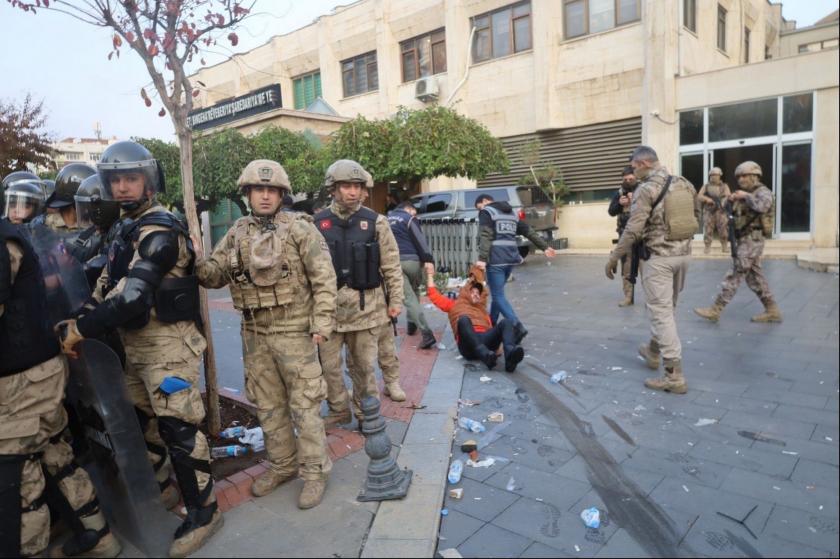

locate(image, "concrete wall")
[[779, 22, 840, 58], [814, 87, 840, 248], [556, 203, 616, 249]]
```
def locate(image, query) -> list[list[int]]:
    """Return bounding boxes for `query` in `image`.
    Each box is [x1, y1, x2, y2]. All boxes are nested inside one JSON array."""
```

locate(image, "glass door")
[[778, 142, 812, 236]]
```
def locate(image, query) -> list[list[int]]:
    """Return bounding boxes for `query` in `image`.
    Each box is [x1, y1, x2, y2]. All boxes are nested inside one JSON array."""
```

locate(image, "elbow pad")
[[77, 275, 156, 337]]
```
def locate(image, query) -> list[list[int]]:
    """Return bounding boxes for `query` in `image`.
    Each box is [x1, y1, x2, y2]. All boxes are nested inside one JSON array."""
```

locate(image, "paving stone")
[[484, 463, 591, 512], [742, 387, 829, 410], [519, 541, 573, 558], [810, 423, 839, 445], [363, 538, 432, 559], [825, 398, 840, 412], [401, 411, 455, 446], [718, 409, 817, 440], [384, 418, 409, 445], [750, 436, 839, 466], [437, 509, 484, 549], [623, 447, 733, 489], [481, 435, 574, 474], [456, 523, 532, 558], [773, 404, 839, 428], [687, 439, 799, 479], [691, 391, 778, 416], [762, 503, 840, 554], [719, 468, 839, 517], [444, 477, 520, 522], [594, 528, 653, 558], [791, 458, 840, 490]]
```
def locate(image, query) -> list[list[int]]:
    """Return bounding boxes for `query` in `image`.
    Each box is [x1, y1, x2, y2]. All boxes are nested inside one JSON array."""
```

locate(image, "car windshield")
[[464, 188, 510, 208]]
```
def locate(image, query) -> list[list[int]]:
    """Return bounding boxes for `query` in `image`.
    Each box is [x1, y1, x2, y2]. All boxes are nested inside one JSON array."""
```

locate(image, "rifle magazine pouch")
[[664, 182, 699, 241], [249, 232, 282, 287], [155, 275, 199, 323]]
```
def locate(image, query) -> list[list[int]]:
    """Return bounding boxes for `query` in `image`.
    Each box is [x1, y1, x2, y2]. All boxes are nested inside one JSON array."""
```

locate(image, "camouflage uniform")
[[610, 164, 696, 393], [44, 211, 80, 233], [345, 321, 400, 395], [697, 181, 731, 251], [713, 186, 776, 308], [196, 209, 336, 484], [318, 200, 404, 420], [0, 237, 115, 557]]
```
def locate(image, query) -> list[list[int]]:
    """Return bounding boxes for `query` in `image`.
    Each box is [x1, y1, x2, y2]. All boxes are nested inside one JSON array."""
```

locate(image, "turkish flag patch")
[[319, 220, 332, 230], [360, 221, 369, 230]]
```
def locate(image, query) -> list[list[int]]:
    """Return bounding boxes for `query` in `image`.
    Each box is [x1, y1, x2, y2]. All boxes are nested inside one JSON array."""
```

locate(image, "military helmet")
[[237, 160, 291, 193], [3, 180, 45, 223], [97, 140, 165, 208], [709, 167, 723, 177], [2, 170, 43, 196], [324, 159, 369, 189], [50, 163, 96, 209], [75, 174, 120, 230], [43, 179, 56, 200], [735, 161, 762, 178]]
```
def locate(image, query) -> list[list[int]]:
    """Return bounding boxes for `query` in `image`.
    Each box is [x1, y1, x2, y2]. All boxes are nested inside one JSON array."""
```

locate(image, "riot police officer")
[[607, 166, 639, 306], [54, 140, 222, 557], [74, 174, 121, 288], [694, 161, 781, 323], [44, 163, 100, 263], [314, 160, 404, 428], [195, 160, 336, 509], [0, 216, 120, 558], [2, 179, 45, 225]]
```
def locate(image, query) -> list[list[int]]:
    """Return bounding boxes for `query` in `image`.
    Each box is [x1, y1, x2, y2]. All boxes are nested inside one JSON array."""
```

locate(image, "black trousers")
[[456, 316, 516, 361]]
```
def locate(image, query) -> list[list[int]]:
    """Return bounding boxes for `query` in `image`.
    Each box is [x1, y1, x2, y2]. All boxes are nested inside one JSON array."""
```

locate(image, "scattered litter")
[[781, 451, 798, 456], [410, 404, 427, 410], [479, 375, 492, 383], [549, 371, 568, 384], [458, 399, 480, 407], [819, 505, 824, 510], [441, 508, 449, 516], [222, 386, 240, 394], [473, 497, 482, 501], [438, 344, 447, 350], [439, 549, 463, 559], [535, 498, 543, 502], [448, 488, 464, 500], [809, 527, 818, 533], [448, 460, 463, 484], [580, 507, 601, 529], [773, 486, 781, 491], [634, 405, 646, 412], [694, 418, 718, 427], [460, 440, 478, 453], [682, 485, 690, 493], [574, 545, 581, 552], [424, 303, 434, 309], [506, 477, 516, 491], [455, 355, 463, 360], [488, 412, 505, 423], [611, 366, 623, 371], [458, 417, 486, 433], [469, 450, 479, 461], [466, 457, 496, 468], [826, 437, 833, 442]]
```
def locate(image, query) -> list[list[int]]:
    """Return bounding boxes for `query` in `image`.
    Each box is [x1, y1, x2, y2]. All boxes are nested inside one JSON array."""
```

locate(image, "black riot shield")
[[65, 339, 178, 557], [26, 223, 91, 324]]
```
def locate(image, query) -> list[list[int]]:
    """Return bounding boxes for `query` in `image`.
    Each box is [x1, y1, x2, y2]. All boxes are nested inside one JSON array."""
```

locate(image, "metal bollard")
[[357, 396, 413, 502]]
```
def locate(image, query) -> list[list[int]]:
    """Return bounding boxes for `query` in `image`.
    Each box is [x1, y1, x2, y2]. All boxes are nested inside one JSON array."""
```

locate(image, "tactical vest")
[[314, 207, 382, 291], [387, 209, 418, 260], [733, 185, 774, 239], [227, 215, 299, 311], [0, 219, 61, 377], [106, 210, 199, 328], [705, 184, 724, 208], [65, 225, 103, 264], [484, 205, 522, 266]]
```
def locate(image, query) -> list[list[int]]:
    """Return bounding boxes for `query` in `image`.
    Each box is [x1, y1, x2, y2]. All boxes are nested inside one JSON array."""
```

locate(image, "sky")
[[1, 0, 837, 143]]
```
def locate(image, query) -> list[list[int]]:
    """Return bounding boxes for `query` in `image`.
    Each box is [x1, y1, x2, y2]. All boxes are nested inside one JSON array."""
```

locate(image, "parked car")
[[409, 186, 557, 258]]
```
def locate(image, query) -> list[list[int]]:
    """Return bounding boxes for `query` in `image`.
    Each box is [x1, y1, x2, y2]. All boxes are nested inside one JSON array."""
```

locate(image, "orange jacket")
[[427, 266, 492, 340]]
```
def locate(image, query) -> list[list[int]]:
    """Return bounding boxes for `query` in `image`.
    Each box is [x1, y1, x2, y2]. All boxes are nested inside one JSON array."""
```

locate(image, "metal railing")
[[418, 218, 479, 278]]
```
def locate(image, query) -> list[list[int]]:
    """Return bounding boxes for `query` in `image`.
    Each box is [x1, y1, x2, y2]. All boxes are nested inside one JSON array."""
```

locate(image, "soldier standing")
[[606, 146, 697, 395], [607, 166, 639, 307], [694, 161, 782, 323], [314, 160, 404, 428], [0, 218, 120, 558], [696, 167, 731, 254], [194, 160, 336, 509], [54, 140, 222, 557]]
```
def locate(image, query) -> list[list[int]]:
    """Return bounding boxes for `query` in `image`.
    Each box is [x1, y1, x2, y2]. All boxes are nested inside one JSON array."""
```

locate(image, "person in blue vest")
[[387, 201, 437, 350], [474, 194, 556, 341]]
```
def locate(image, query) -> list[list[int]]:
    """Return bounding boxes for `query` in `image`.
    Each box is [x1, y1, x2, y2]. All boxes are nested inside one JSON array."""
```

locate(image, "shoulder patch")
[[360, 221, 369, 231], [319, 220, 332, 231]]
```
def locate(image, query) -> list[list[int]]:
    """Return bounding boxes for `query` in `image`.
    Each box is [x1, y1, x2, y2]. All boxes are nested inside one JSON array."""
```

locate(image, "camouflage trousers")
[[641, 255, 688, 361], [123, 332, 212, 500], [0, 355, 106, 556], [346, 322, 401, 387], [716, 233, 774, 306], [620, 252, 633, 301], [703, 208, 728, 246], [320, 328, 379, 418], [242, 330, 331, 481]]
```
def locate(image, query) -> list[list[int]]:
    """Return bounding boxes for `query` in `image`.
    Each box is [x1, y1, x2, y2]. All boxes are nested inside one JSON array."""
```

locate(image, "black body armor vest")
[[314, 207, 382, 291], [0, 219, 61, 377]]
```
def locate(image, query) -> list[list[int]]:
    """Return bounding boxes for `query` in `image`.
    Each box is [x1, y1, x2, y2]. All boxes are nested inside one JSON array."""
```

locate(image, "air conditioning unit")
[[415, 76, 439, 103]]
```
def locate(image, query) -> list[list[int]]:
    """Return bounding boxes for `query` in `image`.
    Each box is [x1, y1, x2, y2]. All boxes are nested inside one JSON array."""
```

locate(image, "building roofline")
[[781, 19, 840, 36]]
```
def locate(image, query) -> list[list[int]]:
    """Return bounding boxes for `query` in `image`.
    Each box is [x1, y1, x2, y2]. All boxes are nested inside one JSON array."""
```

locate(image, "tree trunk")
[[176, 125, 221, 435]]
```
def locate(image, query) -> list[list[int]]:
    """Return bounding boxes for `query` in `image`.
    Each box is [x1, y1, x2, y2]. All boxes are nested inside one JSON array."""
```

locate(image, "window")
[[64, 152, 82, 161], [293, 71, 322, 110], [783, 93, 813, 134], [679, 109, 703, 145], [401, 29, 446, 82], [708, 98, 777, 142], [464, 189, 510, 208], [780, 143, 812, 233], [419, 193, 452, 214], [717, 5, 727, 51], [799, 38, 840, 53], [341, 52, 378, 98], [472, 2, 532, 63], [563, 0, 640, 39], [683, 0, 696, 32], [743, 27, 750, 63], [89, 153, 101, 162]]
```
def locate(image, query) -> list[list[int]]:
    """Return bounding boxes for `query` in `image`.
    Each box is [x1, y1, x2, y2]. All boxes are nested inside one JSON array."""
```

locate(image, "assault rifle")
[[725, 200, 737, 262], [627, 240, 649, 301]]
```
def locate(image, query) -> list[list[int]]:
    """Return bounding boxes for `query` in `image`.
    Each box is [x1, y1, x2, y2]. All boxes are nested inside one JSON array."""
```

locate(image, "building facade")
[[51, 136, 119, 169], [190, 0, 839, 248]]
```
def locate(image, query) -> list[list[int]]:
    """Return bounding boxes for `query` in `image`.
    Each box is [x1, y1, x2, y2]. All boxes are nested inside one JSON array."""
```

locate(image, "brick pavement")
[[438, 255, 838, 558]]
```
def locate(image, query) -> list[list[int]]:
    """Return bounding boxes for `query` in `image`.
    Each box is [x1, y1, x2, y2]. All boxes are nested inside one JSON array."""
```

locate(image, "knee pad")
[[157, 417, 211, 508]]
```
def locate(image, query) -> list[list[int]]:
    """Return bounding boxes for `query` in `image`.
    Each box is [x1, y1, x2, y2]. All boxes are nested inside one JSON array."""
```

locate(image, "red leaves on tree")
[[158, 107, 166, 117], [125, 31, 135, 43], [148, 44, 159, 56], [141, 88, 152, 107], [112, 34, 122, 49], [228, 32, 238, 46], [192, 90, 200, 98], [233, 4, 249, 17]]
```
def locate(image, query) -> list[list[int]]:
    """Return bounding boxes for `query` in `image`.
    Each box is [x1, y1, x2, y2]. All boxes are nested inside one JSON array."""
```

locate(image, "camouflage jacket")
[[327, 201, 404, 332], [611, 166, 696, 260], [733, 184, 773, 238], [91, 203, 206, 364], [697, 182, 732, 211], [44, 211, 81, 232], [196, 211, 337, 338]]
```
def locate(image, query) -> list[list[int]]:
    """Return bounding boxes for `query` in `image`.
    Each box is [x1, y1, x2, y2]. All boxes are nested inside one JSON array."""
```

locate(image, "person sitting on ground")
[[425, 264, 525, 372]]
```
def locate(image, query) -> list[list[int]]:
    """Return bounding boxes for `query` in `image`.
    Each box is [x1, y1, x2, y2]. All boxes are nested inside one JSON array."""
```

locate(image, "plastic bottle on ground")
[[219, 426, 246, 439], [211, 445, 249, 458], [448, 459, 464, 484], [458, 417, 486, 433], [550, 371, 568, 384]]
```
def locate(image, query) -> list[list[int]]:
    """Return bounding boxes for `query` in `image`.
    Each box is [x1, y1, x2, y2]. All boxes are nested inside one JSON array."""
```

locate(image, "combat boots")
[[161, 481, 180, 510], [298, 480, 327, 509], [251, 469, 298, 497], [752, 299, 783, 323], [703, 244, 711, 255], [638, 340, 661, 370], [694, 301, 725, 322], [644, 359, 687, 394], [406, 322, 418, 336], [169, 505, 224, 558], [323, 407, 352, 429], [418, 329, 437, 350], [618, 282, 634, 307], [720, 241, 728, 253], [384, 381, 407, 402], [50, 531, 122, 558]]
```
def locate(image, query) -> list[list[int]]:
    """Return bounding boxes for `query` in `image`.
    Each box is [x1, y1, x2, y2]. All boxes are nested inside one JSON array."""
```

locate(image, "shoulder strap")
[[651, 175, 674, 211]]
